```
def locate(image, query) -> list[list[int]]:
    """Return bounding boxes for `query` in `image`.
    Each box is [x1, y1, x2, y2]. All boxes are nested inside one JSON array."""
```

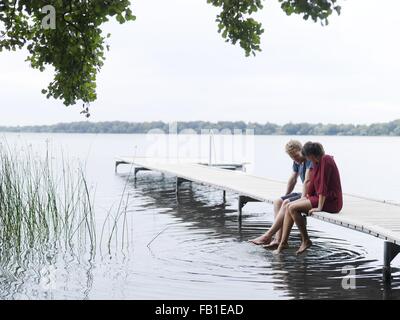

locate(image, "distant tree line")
[[1, 120, 400, 136]]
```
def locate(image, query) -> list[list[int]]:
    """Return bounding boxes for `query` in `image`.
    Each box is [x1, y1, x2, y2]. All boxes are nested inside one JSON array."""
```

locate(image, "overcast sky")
[[0, 0, 399, 126]]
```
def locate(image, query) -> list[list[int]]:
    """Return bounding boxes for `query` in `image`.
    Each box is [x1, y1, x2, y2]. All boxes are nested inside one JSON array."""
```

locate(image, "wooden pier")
[[115, 157, 400, 282]]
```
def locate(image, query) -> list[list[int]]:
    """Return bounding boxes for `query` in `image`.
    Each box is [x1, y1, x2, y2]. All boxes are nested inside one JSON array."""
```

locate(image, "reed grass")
[[0, 143, 96, 260]]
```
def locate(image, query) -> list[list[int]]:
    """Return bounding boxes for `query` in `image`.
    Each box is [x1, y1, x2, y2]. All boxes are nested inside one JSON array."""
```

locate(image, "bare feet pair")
[[248, 236, 280, 250], [249, 235, 313, 255], [296, 239, 313, 255], [262, 241, 280, 250], [272, 240, 313, 255], [272, 242, 289, 255], [248, 234, 272, 245]]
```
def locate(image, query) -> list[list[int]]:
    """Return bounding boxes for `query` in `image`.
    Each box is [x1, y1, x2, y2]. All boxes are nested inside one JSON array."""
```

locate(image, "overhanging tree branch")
[[0, 0, 342, 113]]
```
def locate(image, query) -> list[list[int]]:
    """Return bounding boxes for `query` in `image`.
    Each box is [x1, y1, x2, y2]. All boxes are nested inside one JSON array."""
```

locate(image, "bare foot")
[[262, 241, 280, 250], [272, 242, 289, 254], [296, 239, 312, 255], [248, 234, 272, 245]]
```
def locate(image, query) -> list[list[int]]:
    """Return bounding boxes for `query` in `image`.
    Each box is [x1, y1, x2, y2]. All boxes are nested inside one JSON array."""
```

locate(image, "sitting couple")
[[249, 140, 343, 254]]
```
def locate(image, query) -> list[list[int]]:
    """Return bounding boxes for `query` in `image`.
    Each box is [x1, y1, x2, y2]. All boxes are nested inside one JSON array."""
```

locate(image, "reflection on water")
[[122, 173, 400, 299], [1, 133, 400, 299], [1, 170, 400, 299]]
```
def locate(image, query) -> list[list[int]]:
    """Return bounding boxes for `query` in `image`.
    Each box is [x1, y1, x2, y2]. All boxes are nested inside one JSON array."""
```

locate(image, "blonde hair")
[[285, 140, 302, 154]]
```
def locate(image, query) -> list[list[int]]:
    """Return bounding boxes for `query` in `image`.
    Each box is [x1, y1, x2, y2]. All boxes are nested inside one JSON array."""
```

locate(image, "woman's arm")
[[317, 194, 326, 210], [309, 195, 326, 215]]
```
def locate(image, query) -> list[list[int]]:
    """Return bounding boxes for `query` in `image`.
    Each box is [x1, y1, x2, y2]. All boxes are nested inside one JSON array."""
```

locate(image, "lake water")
[[0, 133, 400, 300]]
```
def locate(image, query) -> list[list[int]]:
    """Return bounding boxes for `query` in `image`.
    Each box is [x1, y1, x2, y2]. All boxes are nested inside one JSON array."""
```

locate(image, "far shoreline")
[[1, 132, 400, 138], [1, 119, 400, 136]]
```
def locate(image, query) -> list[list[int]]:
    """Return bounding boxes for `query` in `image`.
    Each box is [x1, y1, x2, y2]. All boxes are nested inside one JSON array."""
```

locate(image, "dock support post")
[[132, 167, 151, 179], [222, 190, 226, 203], [115, 161, 125, 173], [115, 162, 151, 177], [175, 177, 185, 195], [383, 241, 400, 283], [134, 167, 139, 179], [238, 196, 245, 218], [238, 195, 261, 218]]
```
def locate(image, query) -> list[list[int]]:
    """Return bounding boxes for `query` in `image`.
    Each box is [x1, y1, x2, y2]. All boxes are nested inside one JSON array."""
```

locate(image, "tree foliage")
[[0, 0, 342, 109], [0, 0, 135, 110]]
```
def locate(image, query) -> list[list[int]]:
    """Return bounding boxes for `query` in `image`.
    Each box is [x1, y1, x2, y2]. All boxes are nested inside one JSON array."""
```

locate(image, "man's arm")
[[285, 172, 298, 195], [301, 169, 311, 197]]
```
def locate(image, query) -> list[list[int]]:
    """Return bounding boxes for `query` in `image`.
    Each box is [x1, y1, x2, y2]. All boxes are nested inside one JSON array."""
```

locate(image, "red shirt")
[[307, 155, 343, 213]]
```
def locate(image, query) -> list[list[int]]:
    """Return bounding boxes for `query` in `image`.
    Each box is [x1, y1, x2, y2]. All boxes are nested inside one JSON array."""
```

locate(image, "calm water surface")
[[0, 133, 399, 299]]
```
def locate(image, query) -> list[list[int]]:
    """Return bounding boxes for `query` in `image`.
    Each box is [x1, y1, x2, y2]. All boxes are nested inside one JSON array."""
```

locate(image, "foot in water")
[[272, 242, 289, 254], [262, 241, 280, 250], [248, 234, 272, 245], [296, 239, 312, 255]]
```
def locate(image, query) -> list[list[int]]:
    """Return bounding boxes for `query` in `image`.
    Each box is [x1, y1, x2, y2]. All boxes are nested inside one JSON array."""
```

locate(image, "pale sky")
[[0, 0, 399, 126]]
